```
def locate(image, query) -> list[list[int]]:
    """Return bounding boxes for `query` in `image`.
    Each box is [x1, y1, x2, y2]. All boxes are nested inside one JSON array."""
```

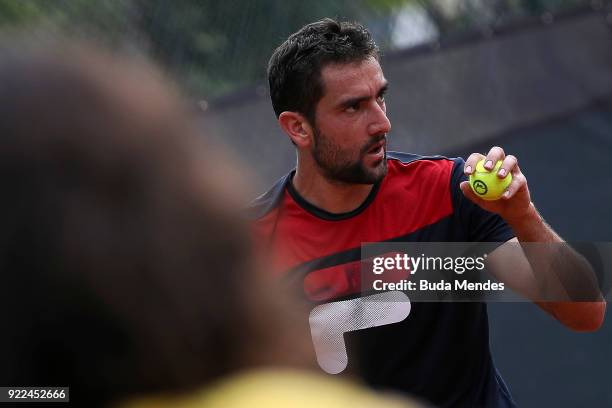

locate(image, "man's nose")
[[368, 103, 391, 136]]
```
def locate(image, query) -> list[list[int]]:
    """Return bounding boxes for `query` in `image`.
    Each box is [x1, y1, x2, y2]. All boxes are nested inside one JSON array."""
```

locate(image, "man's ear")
[[278, 111, 313, 148]]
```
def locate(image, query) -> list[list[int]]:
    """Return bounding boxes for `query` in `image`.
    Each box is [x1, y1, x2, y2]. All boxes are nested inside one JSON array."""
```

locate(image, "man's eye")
[[377, 94, 385, 103], [346, 103, 360, 113]]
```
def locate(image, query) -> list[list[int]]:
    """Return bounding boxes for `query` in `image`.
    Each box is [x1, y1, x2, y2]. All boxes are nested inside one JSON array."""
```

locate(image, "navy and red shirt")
[[250, 152, 517, 408]]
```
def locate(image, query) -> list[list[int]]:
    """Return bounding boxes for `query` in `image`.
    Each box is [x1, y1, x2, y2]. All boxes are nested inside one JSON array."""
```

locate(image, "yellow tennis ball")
[[468, 160, 512, 200]]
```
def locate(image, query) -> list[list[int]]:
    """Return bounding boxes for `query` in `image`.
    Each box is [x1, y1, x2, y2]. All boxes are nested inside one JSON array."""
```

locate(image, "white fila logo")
[[308, 291, 411, 374]]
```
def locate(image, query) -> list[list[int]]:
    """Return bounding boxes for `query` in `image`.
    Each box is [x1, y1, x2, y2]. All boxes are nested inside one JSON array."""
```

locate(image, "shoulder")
[[246, 172, 293, 221], [382, 152, 468, 216], [385, 151, 464, 183]]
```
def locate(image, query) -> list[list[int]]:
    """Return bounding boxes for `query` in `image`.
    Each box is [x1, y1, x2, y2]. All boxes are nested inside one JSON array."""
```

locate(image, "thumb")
[[460, 180, 483, 205]]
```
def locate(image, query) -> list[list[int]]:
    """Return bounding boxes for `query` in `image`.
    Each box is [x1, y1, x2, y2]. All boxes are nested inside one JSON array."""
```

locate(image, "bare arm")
[[461, 147, 606, 332]]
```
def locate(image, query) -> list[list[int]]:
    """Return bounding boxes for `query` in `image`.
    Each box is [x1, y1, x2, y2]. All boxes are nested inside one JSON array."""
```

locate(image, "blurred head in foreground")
[[0, 37, 422, 408], [0, 39, 307, 406]]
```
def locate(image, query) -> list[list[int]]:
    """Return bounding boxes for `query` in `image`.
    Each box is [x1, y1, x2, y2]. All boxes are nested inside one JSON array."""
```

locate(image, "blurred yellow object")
[[120, 368, 419, 408]]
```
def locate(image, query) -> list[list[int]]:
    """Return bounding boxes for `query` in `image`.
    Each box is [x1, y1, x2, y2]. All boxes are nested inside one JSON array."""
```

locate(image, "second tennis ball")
[[469, 160, 512, 200]]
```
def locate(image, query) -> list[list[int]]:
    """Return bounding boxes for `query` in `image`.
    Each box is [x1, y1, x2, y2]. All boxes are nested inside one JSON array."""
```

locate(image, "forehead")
[[319, 57, 386, 100]]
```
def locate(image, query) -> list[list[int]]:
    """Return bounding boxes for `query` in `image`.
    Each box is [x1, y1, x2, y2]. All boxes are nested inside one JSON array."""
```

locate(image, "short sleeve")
[[450, 157, 515, 243]]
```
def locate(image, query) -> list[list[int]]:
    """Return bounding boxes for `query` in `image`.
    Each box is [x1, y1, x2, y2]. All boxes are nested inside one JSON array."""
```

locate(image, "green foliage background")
[[0, 0, 588, 99]]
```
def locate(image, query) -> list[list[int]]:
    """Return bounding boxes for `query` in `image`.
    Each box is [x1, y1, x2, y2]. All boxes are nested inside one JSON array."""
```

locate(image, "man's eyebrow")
[[338, 95, 369, 109], [337, 82, 389, 109]]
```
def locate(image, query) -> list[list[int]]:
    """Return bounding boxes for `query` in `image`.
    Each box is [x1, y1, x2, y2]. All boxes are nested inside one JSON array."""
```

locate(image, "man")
[[251, 18, 606, 407]]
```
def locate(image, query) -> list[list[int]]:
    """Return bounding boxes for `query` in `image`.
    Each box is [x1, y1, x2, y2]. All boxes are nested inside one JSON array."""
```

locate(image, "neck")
[[292, 162, 374, 214]]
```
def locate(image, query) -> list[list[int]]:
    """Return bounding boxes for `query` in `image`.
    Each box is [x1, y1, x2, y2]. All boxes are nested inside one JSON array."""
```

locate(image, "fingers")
[[464, 147, 517, 178], [498, 155, 517, 179], [463, 152, 485, 175], [462, 148, 531, 207], [483, 146, 505, 171], [501, 169, 527, 200]]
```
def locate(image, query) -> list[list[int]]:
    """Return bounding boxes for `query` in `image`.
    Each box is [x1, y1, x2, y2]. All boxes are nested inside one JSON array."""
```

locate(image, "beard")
[[311, 127, 387, 185]]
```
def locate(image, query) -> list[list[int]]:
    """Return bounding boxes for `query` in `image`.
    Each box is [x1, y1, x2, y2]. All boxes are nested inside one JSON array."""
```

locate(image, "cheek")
[[316, 115, 368, 154], [330, 118, 366, 142]]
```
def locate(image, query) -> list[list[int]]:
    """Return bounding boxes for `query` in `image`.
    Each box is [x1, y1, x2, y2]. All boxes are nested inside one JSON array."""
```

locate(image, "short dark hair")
[[268, 18, 379, 124]]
